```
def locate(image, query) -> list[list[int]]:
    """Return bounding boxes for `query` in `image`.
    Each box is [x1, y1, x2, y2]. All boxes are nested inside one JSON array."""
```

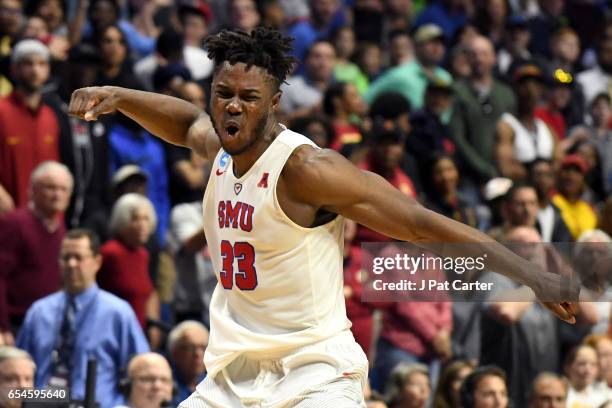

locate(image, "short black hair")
[[205, 27, 297, 89], [369, 92, 411, 119], [504, 182, 537, 203], [65, 229, 101, 256], [323, 82, 348, 116]]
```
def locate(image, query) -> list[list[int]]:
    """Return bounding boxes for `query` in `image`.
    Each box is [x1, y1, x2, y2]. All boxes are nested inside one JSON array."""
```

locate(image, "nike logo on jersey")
[[218, 201, 254, 231], [216, 151, 231, 176], [215, 168, 224, 176]]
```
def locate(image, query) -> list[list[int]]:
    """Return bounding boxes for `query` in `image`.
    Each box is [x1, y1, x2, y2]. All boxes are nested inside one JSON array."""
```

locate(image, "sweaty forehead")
[[213, 61, 276, 90]]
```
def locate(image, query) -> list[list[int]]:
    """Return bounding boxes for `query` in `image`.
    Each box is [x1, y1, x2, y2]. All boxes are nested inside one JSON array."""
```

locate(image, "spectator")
[[167, 321, 208, 405], [178, 0, 212, 48], [107, 112, 170, 246], [332, 26, 368, 94], [528, 159, 573, 243], [497, 15, 532, 76], [552, 154, 599, 240], [580, 93, 612, 198], [450, 35, 516, 184], [228, 0, 260, 34], [0, 346, 35, 408], [356, 116, 417, 244], [159, 81, 208, 208], [480, 226, 562, 406], [527, 372, 567, 408], [535, 68, 574, 141], [168, 200, 215, 325], [413, 0, 470, 41], [74, 0, 155, 57], [546, 27, 585, 129], [116, 352, 173, 408], [280, 40, 336, 117], [527, 0, 566, 58], [46, 44, 110, 229], [584, 334, 612, 396], [0, 161, 72, 332], [354, 42, 384, 84], [495, 64, 558, 181], [459, 365, 509, 408], [343, 219, 375, 358], [384, 362, 431, 408], [24, 0, 67, 36], [473, 0, 508, 49], [288, 114, 334, 149], [572, 230, 612, 335], [448, 44, 471, 80], [372, 245, 452, 391], [17, 229, 149, 407], [388, 30, 414, 68], [432, 359, 474, 408], [0, 39, 59, 213], [565, 344, 607, 408], [286, 0, 346, 65], [322, 81, 367, 152], [408, 78, 456, 170], [577, 37, 612, 108], [0, 0, 23, 96], [365, 24, 451, 112], [94, 24, 143, 90], [98, 193, 162, 349], [422, 153, 478, 228]]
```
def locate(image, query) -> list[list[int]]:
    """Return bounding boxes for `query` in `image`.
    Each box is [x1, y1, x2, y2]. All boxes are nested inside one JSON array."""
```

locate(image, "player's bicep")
[[294, 150, 424, 242]]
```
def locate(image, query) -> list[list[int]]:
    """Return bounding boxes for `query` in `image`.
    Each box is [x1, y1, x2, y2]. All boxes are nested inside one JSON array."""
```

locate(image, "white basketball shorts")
[[178, 330, 369, 408]]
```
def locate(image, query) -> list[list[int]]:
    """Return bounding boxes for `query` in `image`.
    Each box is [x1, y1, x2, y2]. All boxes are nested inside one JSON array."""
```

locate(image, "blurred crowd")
[[0, 0, 612, 406]]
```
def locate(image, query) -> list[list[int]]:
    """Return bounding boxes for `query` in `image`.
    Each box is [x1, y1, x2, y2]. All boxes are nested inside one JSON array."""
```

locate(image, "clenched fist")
[[69, 86, 122, 121]]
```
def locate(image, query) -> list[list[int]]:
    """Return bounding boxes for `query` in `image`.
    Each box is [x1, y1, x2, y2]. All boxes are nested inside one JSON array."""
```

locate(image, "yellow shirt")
[[552, 194, 598, 240]]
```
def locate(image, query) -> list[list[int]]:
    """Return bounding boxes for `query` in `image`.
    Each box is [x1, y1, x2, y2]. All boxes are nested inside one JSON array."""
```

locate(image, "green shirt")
[[449, 79, 516, 181], [363, 60, 452, 111], [334, 62, 369, 95]]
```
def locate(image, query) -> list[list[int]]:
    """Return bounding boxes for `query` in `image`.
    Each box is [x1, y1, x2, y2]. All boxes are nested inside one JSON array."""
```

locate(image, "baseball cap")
[[11, 39, 50, 65], [560, 154, 588, 174], [112, 165, 148, 188], [484, 177, 513, 201], [178, 0, 213, 22], [513, 64, 544, 83], [426, 76, 453, 94], [413, 24, 445, 44]]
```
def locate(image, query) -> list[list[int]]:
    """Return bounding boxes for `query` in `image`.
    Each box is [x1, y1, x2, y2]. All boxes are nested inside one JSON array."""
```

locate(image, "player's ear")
[[271, 90, 282, 111]]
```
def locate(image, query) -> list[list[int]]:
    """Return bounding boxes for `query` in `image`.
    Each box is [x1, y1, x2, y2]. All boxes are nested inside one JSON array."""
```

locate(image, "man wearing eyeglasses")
[[116, 352, 174, 408], [166, 321, 208, 406], [16, 229, 149, 408]]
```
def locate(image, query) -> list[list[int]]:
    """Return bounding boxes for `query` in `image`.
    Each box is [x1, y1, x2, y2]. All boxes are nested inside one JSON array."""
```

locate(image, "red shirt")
[[0, 207, 64, 325], [535, 106, 565, 140], [331, 123, 363, 151], [98, 240, 154, 328], [0, 92, 59, 207]]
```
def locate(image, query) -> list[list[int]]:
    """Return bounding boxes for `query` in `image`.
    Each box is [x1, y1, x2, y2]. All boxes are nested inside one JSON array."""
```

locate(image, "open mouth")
[[225, 124, 240, 136]]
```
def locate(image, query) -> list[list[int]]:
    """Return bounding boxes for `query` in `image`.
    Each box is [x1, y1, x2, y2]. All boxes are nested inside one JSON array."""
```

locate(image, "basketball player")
[[69, 28, 579, 407]]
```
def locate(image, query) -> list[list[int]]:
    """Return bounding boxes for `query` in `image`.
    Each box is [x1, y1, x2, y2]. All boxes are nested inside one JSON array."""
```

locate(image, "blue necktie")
[[58, 296, 77, 372]]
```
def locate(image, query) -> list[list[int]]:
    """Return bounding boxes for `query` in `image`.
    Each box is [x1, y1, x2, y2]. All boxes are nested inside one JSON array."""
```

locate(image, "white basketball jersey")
[[201, 128, 351, 377]]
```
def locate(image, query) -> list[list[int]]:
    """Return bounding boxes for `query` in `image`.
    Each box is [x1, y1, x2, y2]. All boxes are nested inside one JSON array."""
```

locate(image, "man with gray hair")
[[0, 346, 36, 408], [0, 161, 73, 334], [0, 39, 59, 215], [167, 321, 209, 405]]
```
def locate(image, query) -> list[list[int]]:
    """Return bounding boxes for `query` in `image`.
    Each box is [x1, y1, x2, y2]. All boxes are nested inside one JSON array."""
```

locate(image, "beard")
[[14, 77, 44, 94], [211, 112, 270, 156]]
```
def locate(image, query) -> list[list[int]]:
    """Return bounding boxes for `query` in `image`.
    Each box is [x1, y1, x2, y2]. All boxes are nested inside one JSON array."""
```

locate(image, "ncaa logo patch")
[[219, 151, 230, 168]]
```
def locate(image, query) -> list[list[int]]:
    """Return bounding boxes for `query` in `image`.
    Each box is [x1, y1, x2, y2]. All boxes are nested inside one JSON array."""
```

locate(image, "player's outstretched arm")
[[284, 146, 580, 323], [68, 86, 220, 161]]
